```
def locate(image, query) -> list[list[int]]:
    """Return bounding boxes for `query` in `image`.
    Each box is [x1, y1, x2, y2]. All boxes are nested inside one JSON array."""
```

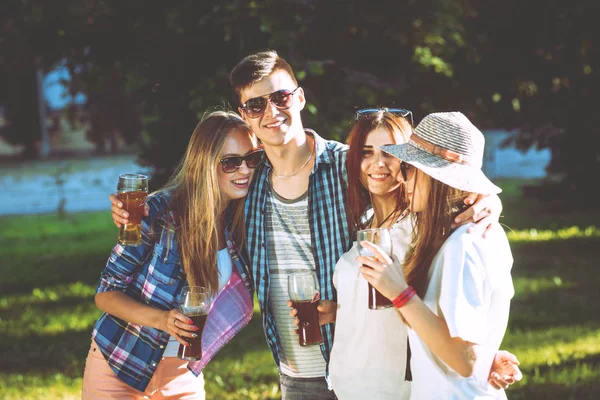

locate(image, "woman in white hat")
[[359, 111, 518, 399]]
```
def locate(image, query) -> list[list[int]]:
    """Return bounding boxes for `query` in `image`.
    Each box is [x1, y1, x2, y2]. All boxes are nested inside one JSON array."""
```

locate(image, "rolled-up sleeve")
[[96, 194, 162, 294], [437, 236, 488, 345]]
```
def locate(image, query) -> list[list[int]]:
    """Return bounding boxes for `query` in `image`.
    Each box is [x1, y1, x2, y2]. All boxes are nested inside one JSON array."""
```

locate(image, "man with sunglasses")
[[229, 50, 349, 399]]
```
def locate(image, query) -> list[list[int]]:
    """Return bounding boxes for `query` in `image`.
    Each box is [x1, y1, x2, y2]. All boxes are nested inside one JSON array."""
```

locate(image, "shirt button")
[[151, 362, 157, 367], [159, 345, 164, 349]]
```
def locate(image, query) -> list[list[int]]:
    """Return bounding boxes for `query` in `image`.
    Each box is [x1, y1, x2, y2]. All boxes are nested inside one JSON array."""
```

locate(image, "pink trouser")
[[81, 339, 205, 399]]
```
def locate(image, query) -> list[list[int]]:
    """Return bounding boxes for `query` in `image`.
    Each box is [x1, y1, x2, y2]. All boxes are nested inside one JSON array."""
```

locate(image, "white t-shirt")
[[409, 223, 514, 400], [163, 247, 233, 357], [266, 189, 326, 378], [329, 218, 413, 400]]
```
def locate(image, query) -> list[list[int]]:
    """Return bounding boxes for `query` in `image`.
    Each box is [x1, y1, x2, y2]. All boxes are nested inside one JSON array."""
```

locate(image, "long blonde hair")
[[164, 110, 255, 294], [403, 171, 473, 297]]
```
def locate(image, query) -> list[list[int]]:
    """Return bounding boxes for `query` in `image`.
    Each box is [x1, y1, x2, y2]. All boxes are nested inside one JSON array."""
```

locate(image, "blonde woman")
[[361, 112, 519, 399], [82, 111, 262, 398]]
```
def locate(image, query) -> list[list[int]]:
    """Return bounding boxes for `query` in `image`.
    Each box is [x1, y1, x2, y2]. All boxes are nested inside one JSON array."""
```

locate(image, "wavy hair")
[[164, 110, 255, 294], [403, 171, 472, 297], [345, 110, 413, 238]]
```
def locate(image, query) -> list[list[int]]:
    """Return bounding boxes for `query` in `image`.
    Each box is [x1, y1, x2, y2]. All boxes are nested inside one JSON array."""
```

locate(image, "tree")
[[3, 0, 595, 203], [0, 1, 61, 158], [455, 0, 600, 203]]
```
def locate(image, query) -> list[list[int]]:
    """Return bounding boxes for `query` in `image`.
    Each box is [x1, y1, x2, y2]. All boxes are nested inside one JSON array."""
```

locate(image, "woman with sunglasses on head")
[[327, 108, 414, 400], [82, 110, 262, 399], [359, 112, 518, 399], [324, 109, 521, 399]]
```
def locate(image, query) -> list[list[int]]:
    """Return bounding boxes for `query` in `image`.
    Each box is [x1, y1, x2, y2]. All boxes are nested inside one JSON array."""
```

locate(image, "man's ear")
[[238, 107, 247, 122], [296, 87, 306, 111]]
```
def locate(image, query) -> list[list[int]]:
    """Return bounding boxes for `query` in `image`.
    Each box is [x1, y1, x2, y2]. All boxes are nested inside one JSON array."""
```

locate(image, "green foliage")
[[1, 1, 598, 195], [0, 179, 599, 398]]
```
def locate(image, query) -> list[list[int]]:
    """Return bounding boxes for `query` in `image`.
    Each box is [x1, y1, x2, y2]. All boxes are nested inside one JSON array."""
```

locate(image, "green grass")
[[1, 178, 599, 399]]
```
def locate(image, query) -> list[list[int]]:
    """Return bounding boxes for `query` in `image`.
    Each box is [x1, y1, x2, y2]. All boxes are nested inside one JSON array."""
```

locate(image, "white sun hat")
[[381, 111, 501, 195]]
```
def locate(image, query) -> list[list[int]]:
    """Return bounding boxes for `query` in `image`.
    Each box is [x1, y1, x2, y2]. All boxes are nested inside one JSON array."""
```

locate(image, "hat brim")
[[381, 143, 502, 195]]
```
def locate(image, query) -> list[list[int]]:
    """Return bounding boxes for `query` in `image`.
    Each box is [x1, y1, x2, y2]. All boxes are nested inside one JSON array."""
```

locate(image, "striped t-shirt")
[[266, 188, 327, 378]]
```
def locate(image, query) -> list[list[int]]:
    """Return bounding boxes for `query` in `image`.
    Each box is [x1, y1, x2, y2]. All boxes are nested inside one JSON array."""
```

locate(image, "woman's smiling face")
[[360, 127, 402, 198]]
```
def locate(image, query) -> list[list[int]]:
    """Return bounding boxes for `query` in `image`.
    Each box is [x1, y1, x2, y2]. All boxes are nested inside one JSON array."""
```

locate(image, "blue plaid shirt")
[[92, 190, 253, 391], [245, 130, 351, 369]]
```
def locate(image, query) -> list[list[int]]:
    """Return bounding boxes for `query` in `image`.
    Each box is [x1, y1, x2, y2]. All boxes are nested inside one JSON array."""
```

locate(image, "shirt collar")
[[261, 129, 335, 171]]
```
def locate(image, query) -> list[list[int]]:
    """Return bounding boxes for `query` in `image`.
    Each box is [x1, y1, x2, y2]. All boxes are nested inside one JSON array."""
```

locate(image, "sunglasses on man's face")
[[400, 161, 416, 182], [241, 87, 300, 119], [220, 150, 264, 173], [355, 108, 414, 126]]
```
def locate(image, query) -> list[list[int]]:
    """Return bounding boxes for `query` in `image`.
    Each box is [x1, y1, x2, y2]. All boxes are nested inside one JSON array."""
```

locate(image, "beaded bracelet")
[[392, 286, 416, 308]]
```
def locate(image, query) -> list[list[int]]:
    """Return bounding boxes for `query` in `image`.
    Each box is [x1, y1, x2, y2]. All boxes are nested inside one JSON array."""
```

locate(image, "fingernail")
[[187, 318, 193, 324], [123, 212, 129, 218], [118, 202, 123, 207], [193, 326, 200, 331]]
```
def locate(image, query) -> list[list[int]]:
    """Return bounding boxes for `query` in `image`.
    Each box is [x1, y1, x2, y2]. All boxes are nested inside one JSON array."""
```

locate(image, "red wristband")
[[392, 286, 416, 308]]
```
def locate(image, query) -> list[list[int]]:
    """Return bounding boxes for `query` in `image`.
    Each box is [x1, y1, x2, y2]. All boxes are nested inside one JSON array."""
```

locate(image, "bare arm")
[[95, 291, 198, 346], [452, 193, 502, 237], [398, 294, 480, 377], [358, 246, 479, 377]]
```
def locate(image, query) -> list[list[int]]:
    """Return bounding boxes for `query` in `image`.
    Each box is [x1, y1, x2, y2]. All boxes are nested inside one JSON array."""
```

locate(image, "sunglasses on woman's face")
[[220, 150, 264, 173], [241, 87, 300, 119], [355, 108, 414, 126], [400, 161, 416, 182]]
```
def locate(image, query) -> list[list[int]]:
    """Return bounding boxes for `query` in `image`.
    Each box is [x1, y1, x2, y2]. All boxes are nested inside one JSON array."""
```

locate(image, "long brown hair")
[[403, 171, 473, 297], [164, 110, 256, 294], [345, 110, 412, 238]]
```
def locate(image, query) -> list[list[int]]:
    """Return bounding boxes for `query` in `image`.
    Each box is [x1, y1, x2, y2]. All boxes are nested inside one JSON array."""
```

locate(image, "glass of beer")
[[116, 173, 148, 246], [288, 271, 323, 347], [178, 286, 212, 361], [357, 228, 394, 310]]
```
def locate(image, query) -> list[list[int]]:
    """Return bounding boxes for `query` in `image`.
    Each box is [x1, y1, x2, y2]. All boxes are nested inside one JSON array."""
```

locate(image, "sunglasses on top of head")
[[220, 149, 265, 173], [355, 108, 414, 126], [241, 87, 301, 119]]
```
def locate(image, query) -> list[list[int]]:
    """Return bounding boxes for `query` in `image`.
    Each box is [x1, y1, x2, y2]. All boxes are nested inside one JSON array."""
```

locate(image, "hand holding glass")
[[177, 286, 212, 361], [288, 271, 323, 346], [357, 228, 394, 310], [116, 174, 148, 246]]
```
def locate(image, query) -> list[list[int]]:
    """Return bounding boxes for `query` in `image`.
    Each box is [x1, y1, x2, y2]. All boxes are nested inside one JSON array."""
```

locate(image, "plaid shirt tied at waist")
[[92, 190, 254, 391]]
